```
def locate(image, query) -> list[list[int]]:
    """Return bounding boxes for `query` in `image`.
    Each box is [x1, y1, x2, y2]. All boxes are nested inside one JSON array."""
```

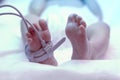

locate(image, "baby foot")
[[26, 19, 57, 65], [65, 14, 89, 59]]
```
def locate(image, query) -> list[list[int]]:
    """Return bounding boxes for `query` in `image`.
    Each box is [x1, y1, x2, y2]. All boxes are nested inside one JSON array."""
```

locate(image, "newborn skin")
[[66, 14, 110, 60]]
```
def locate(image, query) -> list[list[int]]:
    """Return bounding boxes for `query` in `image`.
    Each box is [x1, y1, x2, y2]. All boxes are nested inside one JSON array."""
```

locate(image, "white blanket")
[[0, 0, 120, 80]]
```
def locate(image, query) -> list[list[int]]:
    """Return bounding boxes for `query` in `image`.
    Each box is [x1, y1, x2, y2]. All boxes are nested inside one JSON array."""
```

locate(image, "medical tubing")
[[0, 5, 46, 48], [0, 5, 29, 30], [0, 12, 33, 27]]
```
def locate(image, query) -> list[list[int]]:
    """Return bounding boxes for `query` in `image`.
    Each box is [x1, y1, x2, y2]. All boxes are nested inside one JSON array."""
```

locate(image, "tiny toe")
[[28, 27, 35, 35], [80, 20, 86, 28], [33, 23, 39, 31], [26, 33, 32, 38], [27, 38, 32, 44], [39, 19, 48, 31], [76, 15, 82, 26], [79, 25, 86, 33], [68, 14, 77, 22]]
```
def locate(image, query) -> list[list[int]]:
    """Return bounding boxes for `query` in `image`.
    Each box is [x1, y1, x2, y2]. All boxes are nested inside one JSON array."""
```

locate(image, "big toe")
[[38, 19, 51, 42], [39, 19, 48, 31], [67, 14, 78, 23]]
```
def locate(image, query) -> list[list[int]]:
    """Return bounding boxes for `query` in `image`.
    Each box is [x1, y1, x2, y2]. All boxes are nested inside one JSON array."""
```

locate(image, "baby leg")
[[86, 22, 110, 59], [29, 0, 47, 16]]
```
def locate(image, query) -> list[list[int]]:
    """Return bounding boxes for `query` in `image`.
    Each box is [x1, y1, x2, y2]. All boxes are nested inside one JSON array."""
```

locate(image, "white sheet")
[[1, 60, 120, 80], [0, 0, 120, 80]]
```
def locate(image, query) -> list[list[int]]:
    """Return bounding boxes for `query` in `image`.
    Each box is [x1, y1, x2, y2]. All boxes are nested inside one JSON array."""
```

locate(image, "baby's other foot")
[[65, 14, 90, 59]]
